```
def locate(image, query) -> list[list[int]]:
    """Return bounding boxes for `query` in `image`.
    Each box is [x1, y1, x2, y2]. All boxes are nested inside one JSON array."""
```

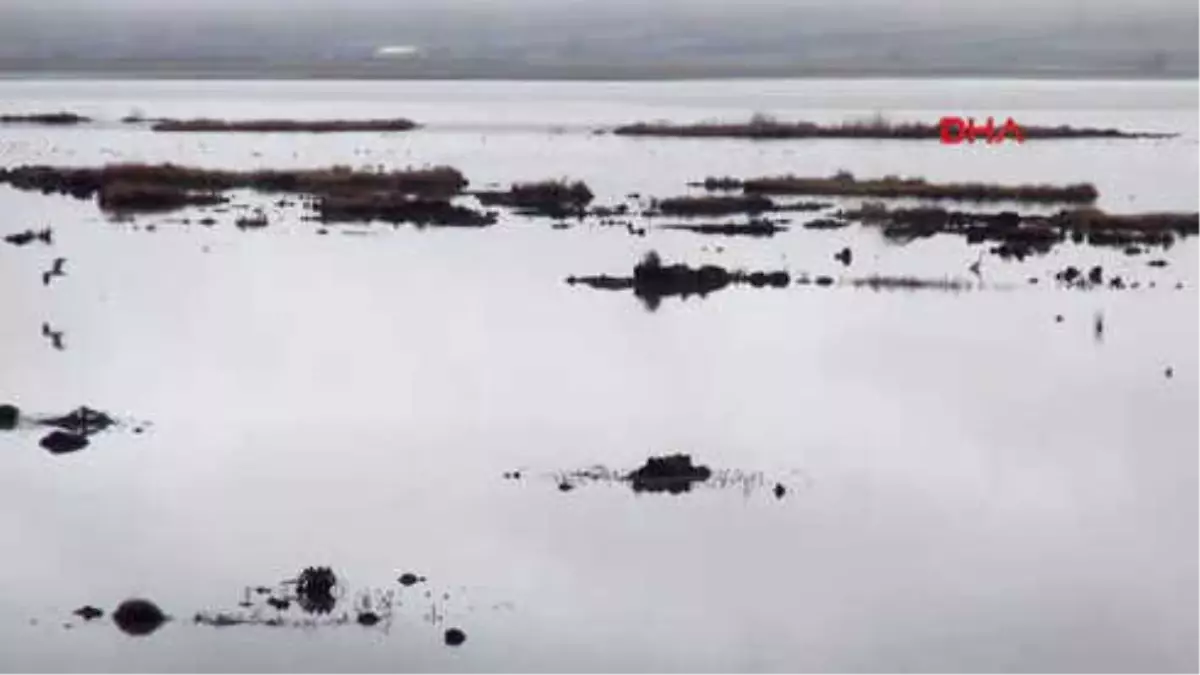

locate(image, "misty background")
[[0, 0, 1195, 79]]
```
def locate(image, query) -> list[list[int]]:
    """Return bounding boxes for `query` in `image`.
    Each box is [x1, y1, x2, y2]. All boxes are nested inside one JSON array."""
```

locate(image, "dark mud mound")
[[4, 229, 53, 246], [294, 566, 339, 615], [652, 194, 776, 217], [0, 164, 470, 207], [613, 118, 1171, 141], [317, 193, 496, 227], [0, 112, 91, 126], [567, 251, 789, 310], [39, 431, 89, 455], [112, 599, 167, 636], [151, 118, 418, 133], [662, 219, 787, 237], [99, 182, 227, 213], [627, 454, 713, 494], [840, 203, 1195, 253], [473, 180, 594, 218], [706, 172, 1098, 204], [39, 406, 116, 436], [0, 404, 17, 431]]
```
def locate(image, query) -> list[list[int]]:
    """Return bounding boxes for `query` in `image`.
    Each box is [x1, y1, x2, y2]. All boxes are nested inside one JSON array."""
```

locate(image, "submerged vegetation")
[[567, 251, 790, 310], [150, 118, 419, 133], [839, 202, 1198, 255], [704, 172, 1099, 204], [473, 179, 595, 218], [612, 116, 1173, 140]]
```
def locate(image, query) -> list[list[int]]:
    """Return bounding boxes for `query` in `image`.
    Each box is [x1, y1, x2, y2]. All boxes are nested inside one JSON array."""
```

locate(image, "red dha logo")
[[939, 116, 1026, 144]]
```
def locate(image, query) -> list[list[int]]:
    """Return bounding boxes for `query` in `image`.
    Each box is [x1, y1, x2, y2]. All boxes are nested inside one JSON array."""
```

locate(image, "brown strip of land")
[[702, 172, 1099, 204], [149, 118, 418, 133], [613, 119, 1173, 140], [0, 112, 91, 125]]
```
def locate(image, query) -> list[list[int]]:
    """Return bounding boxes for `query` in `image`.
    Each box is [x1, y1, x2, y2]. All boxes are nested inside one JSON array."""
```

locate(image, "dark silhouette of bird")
[[968, 252, 984, 277], [42, 257, 66, 286], [834, 247, 852, 267], [41, 322, 64, 350]]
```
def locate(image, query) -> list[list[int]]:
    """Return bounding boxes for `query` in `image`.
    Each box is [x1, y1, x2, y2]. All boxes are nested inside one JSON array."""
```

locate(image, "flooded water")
[[0, 79, 1196, 672]]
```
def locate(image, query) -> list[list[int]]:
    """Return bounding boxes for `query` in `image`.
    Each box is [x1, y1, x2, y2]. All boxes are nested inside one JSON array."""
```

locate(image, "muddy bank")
[[0, 112, 91, 126], [840, 203, 1196, 254], [703, 172, 1098, 204], [99, 182, 228, 213], [649, 194, 828, 217], [472, 180, 594, 218], [662, 219, 788, 237], [612, 118, 1171, 140], [150, 118, 418, 133], [317, 193, 496, 227], [0, 164, 469, 205], [652, 194, 776, 217], [840, 275, 975, 292], [566, 251, 789, 310]]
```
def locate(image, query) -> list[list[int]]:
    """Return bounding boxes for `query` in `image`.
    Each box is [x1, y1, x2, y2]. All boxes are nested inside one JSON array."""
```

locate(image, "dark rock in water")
[[1055, 266, 1081, 284], [773, 483, 787, 500], [253, 586, 272, 595], [1028, 277, 1039, 285], [557, 480, 575, 492], [356, 611, 381, 626], [266, 597, 291, 611], [295, 567, 338, 615], [626, 454, 713, 494], [1165, 367, 1174, 379], [444, 628, 467, 646], [502, 471, 522, 480], [0, 404, 18, 430], [398, 573, 422, 587], [1176, 282, 1185, 290], [1055, 314, 1064, 323], [40, 431, 89, 454], [39, 406, 115, 436], [1093, 312, 1105, 341], [73, 606, 104, 621], [112, 599, 167, 636], [1123, 245, 1143, 256], [814, 276, 835, 287], [1147, 259, 1169, 268], [834, 247, 852, 266], [1110, 277, 1126, 290], [1088, 265, 1104, 285]]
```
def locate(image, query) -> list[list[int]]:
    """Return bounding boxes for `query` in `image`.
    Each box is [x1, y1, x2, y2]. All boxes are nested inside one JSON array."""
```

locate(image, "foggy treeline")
[[0, 0, 1195, 78]]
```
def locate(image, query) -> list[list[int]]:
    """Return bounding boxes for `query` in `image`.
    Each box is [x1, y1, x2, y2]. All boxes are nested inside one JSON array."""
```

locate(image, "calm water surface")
[[0, 79, 1196, 672]]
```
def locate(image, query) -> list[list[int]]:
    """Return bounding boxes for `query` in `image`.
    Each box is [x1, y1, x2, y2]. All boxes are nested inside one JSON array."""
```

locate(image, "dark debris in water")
[[627, 454, 713, 494], [3, 228, 53, 246], [294, 566, 339, 615], [522, 455, 804, 498], [39, 430, 89, 455], [112, 599, 167, 637], [567, 251, 789, 311], [73, 606, 104, 621]]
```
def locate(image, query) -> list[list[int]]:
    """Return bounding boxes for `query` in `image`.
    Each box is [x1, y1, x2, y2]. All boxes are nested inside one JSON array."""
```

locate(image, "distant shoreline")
[[0, 66, 1194, 82]]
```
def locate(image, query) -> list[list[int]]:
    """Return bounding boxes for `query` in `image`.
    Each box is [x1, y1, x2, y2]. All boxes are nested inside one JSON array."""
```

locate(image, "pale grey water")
[[0, 79, 1196, 673]]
